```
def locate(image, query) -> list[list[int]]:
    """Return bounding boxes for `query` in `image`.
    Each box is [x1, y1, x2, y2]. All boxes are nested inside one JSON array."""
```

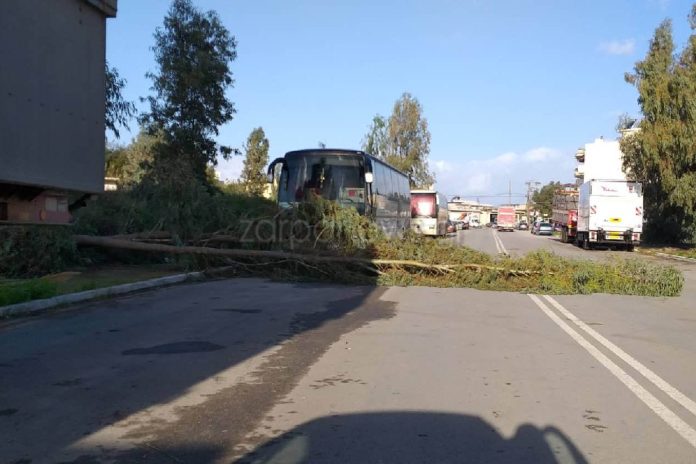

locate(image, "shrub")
[[0, 226, 77, 278]]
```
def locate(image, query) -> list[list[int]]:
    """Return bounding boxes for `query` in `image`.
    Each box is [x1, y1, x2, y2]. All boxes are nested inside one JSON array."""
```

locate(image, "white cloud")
[[493, 152, 517, 164], [523, 147, 560, 162], [431, 146, 576, 203], [599, 39, 635, 56]]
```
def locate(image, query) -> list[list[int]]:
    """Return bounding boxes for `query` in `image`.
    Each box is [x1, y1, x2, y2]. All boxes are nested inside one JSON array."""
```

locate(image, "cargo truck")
[[551, 187, 579, 243], [576, 180, 643, 251], [496, 205, 516, 232]]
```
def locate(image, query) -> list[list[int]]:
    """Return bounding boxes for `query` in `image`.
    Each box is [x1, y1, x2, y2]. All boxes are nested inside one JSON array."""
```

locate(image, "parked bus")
[[267, 149, 410, 237], [410, 190, 449, 236]]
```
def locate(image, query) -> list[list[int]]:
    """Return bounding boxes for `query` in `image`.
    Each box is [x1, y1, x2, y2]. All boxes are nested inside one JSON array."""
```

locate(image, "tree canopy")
[[621, 5, 696, 243], [532, 181, 560, 218], [105, 62, 136, 139], [240, 127, 270, 196], [141, 0, 238, 184], [362, 93, 434, 188], [105, 131, 162, 186], [362, 115, 388, 159]]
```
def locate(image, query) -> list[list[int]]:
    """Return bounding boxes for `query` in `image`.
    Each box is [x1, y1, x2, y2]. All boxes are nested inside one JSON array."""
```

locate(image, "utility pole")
[[508, 179, 512, 205], [525, 180, 540, 222]]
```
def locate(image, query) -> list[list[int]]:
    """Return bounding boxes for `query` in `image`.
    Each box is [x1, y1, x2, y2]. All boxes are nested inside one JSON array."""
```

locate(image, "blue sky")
[[106, 0, 694, 202]]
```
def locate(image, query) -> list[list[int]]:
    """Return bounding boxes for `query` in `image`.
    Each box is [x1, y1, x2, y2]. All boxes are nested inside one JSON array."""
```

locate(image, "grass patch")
[[0, 265, 183, 308], [0, 279, 58, 307]]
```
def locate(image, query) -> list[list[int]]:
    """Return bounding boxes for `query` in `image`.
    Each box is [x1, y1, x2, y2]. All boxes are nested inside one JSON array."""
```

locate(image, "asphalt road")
[[452, 227, 641, 262], [2, 240, 696, 463]]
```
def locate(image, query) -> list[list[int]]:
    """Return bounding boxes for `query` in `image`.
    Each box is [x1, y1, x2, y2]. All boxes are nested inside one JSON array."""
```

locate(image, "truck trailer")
[[551, 187, 579, 243], [576, 180, 643, 251]]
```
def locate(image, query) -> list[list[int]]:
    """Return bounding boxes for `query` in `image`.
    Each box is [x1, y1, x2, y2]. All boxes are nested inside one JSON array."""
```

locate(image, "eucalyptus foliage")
[[362, 93, 435, 188], [621, 5, 696, 243], [241, 127, 270, 197], [141, 0, 238, 184], [105, 62, 136, 139]]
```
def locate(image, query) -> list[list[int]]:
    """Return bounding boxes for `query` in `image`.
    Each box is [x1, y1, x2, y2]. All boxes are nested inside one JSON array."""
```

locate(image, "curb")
[[654, 252, 696, 264], [0, 272, 205, 318]]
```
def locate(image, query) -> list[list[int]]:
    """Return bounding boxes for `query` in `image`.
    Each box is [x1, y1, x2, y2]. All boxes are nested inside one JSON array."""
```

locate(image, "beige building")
[[448, 198, 494, 225]]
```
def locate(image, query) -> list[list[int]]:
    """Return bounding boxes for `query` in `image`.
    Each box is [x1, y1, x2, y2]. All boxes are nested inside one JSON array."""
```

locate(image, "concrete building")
[[574, 137, 632, 183], [448, 198, 494, 225], [0, 0, 118, 224]]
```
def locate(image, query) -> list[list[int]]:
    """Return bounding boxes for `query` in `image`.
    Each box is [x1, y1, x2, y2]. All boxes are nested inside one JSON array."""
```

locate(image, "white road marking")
[[543, 295, 696, 418], [492, 230, 508, 255], [492, 230, 502, 254], [528, 294, 696, 449]]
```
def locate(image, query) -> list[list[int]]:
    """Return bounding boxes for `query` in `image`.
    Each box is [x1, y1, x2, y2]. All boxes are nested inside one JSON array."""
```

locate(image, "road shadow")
[[235, 411, 588, 464], [0, 278, 388, 463]]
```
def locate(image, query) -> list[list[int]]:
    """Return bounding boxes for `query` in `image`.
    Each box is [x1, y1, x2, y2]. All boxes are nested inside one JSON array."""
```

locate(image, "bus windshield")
[[278, 153, 366, 212]]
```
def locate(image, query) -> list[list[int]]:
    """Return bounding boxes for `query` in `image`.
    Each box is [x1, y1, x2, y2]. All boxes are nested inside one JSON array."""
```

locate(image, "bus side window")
[[400, 176, 409, 211], [385, 168, 395, 201], [374, 163, 384, 197]]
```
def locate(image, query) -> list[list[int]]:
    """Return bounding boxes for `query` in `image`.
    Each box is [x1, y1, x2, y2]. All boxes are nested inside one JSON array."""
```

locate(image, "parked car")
[[532, 221, 553, 236], [446, 221, 456, 234], [518, 222, 528, 231]]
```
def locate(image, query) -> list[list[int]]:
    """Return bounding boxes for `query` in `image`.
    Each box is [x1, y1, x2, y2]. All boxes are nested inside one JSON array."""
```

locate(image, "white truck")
[[576, 180, 643, 251]]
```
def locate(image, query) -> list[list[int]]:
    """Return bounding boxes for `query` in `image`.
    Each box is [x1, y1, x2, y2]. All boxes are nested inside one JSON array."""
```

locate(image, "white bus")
[[410, 190, 449, 236]]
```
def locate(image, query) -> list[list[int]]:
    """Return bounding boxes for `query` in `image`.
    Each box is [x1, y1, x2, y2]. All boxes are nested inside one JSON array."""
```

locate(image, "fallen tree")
[[74, 235, 547, 277]]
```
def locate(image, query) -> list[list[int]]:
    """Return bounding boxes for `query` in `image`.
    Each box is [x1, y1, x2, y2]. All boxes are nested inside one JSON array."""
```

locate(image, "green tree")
[[621, 7, 696, 243], [141, 0, 238, 184], [386, 93, 434, 188], [104, 131, 162, 186], [361, 114, 388, 158], [241, 127, 270, 196], [532, 181, 560, 218], [105, 62, 136, 139], [361, 94, 434, 188]]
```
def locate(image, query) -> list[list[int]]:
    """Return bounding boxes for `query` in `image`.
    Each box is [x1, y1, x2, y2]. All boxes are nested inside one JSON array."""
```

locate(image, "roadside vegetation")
[[0, 266, 180, 307], [1, 0, 688, 306], [618, 4, 696, 245]]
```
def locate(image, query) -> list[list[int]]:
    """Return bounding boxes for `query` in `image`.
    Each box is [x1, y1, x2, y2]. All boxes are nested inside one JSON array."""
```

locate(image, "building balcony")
[[575, 148, 585, 162]]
